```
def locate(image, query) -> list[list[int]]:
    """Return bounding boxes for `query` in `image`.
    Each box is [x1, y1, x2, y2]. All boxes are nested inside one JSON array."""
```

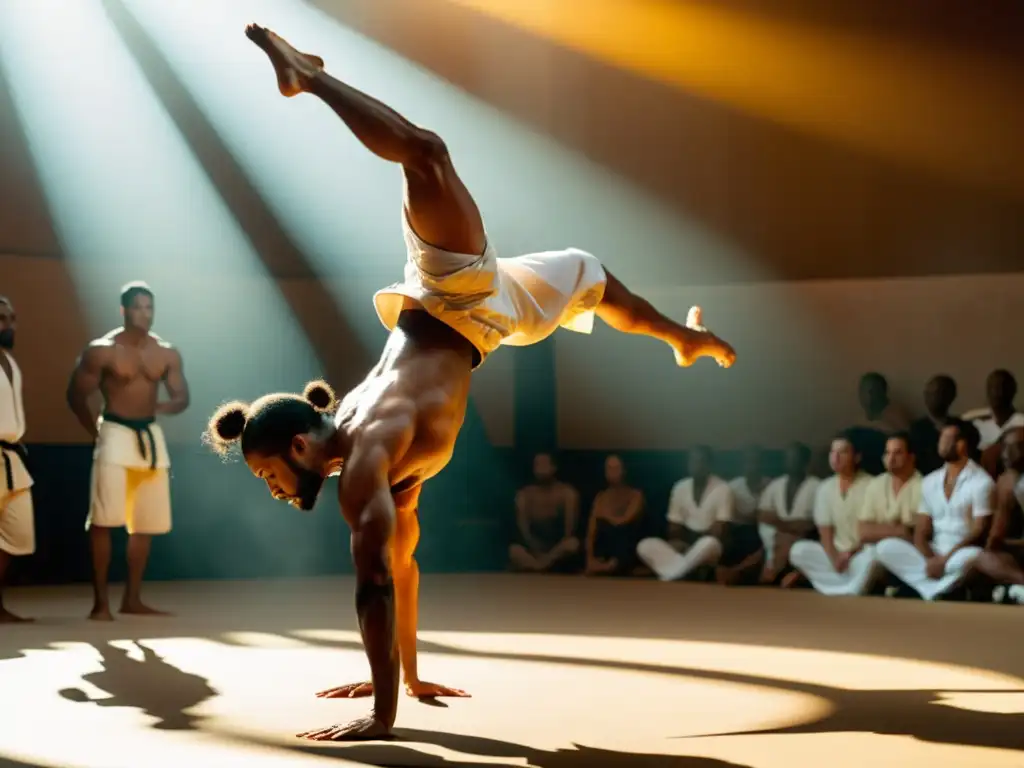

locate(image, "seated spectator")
[[757, 442, 821, 584], [974, 426, 1024, 604], [716, 445, 771, 585], [909, 375, 957, 475], [876, 419, 993, 601], [509, 452, 581, 573], [857, 432, 922, 550], [965, 369, 1024, 477], [585, 455, 645, 576], [789, 433, 874, 596], [636, 445, 733, 581], [846, 372, 910, 475]]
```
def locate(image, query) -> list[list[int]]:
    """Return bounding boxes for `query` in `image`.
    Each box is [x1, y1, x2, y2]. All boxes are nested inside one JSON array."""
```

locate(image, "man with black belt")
[[66, 282, 190, 620], [0, 295, 34, 622]]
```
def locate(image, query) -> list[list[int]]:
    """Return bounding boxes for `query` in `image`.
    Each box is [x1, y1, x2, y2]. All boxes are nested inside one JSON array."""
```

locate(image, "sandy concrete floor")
[[0, 575, 1021, 767]]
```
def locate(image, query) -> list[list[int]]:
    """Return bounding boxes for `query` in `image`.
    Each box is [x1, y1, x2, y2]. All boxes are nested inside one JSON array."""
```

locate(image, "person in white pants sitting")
[[637, 445, 734, 581], [973, 426, 1024, 604], [876, 418, 993, 601], [855, 432, 924, 594], [790, 432, 873, 596], [757, 442, 820, 584]]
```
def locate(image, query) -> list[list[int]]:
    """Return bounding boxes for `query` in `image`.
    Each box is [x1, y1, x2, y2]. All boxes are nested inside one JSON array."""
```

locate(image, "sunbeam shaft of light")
[[119, 0, 758, 301], [0, 1, 321, 439], [443, 0, 1024, 200]]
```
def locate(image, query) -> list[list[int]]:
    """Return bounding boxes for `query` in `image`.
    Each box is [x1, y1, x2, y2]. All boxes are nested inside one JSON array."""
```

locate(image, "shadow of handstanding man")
[[59, 640, 217, 731]]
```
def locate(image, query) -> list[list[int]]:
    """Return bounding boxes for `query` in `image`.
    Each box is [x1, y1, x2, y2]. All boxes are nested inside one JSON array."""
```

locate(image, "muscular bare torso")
[[91, 330, 175, 418], [520, 484, 574, 526], [335, 310, 475, 502], [594, 486, 642, 523]]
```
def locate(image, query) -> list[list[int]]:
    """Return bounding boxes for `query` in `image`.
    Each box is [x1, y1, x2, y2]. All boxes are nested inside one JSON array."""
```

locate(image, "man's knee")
[[874, 537, 907, 565], [789, 539, 812, 560], [558, 537, 581, 556], [408, 129, 448, 169]]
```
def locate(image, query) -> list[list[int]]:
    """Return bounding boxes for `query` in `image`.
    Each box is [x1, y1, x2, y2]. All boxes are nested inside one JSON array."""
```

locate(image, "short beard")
[[285, 455, 325, 511]]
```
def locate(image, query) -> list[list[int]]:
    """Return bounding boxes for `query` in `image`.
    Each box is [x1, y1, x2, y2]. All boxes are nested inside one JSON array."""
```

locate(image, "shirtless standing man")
[[203, 25, 736, 742], [66, 282, 190, 620]]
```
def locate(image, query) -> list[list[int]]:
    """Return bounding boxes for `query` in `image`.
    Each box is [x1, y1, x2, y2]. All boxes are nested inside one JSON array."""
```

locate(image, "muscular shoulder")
[[155, 338, 182, 363], [997, 469, 1021, 494], [348, 400, 418, 469], [555, 481, 578, 499], [79, 338, 115, 367]]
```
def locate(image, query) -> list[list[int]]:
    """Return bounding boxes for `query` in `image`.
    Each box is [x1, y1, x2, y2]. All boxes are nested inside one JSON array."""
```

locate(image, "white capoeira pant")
[[636, 536, 724, 582], [86, 415, 172, 536], [0, 447, 34, 557], [789, 541, 881, 596], [875, 538, 982, 601], [373, 212, 608, 366], [1, 349, 34, 557]]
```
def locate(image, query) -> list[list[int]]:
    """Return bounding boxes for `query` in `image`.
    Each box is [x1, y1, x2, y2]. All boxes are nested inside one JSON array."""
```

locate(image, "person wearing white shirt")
[[973, 426, 1024, 604], [637, 445, 733, 581], [790, 433, 874, 596], [717, 445, 771, 585], [0, 296, 34, 623], [876, 419, 993, 601], [857, 432, 923, 550], [757, 442, 820, 584]]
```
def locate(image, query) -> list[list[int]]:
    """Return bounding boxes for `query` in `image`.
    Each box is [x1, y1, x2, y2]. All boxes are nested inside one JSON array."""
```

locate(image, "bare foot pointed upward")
[[244, 24, 324, 97], [673, 305, 736, 368]]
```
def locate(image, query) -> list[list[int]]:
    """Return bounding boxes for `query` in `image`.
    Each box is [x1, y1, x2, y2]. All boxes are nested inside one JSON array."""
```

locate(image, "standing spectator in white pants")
[[790, 433, 873, 596], [876, 419, 993, 601], [636, 445, 734, 581]]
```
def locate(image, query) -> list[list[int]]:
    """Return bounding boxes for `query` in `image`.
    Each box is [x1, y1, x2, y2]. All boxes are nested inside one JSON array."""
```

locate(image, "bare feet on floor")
[[0, 608, 34, 623], [244, 24, 324, 97], [89, 605, 114, 622], [120, 601, 172, 617], [673, 306, 736, 368]]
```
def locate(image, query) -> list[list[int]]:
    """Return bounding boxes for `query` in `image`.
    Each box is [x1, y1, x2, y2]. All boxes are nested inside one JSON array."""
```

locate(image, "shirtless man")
[[585, 454, 646, 576], [974, 426, 1024, 602], [66, 282, 190, 620], [508, 452, 581, 573], [202, 24, 736, 742]]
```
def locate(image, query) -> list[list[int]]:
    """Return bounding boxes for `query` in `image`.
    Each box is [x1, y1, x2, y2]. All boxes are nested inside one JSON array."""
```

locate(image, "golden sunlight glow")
[[443, 0, 1024, 199], [2, 629, 1022, 767]]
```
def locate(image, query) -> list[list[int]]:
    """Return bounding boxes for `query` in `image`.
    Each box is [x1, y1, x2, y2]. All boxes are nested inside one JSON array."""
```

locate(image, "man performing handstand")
[[204, 24, 737, 742]]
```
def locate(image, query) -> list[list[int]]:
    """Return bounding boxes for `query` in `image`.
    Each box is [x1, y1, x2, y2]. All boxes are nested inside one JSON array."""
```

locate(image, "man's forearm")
[[155, 397, 189, 415], [859, 522, 911, 543], [777, 519, 814, 537], [393, 560, 419, 685], [355, 572, 399, 724], [819, 528, 838, 560], [914, 536, 935, 559], [66, 392, 98, 438]]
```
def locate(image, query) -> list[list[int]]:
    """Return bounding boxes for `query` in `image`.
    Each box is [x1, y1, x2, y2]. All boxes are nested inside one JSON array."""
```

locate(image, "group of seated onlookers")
[[508, 368, 1024, 606]]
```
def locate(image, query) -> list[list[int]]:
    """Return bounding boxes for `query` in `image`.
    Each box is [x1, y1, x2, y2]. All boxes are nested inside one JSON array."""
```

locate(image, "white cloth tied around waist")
[[0, 439, 31, 495], [372, 211, 607, 365], [93, 417, 171, 470]]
